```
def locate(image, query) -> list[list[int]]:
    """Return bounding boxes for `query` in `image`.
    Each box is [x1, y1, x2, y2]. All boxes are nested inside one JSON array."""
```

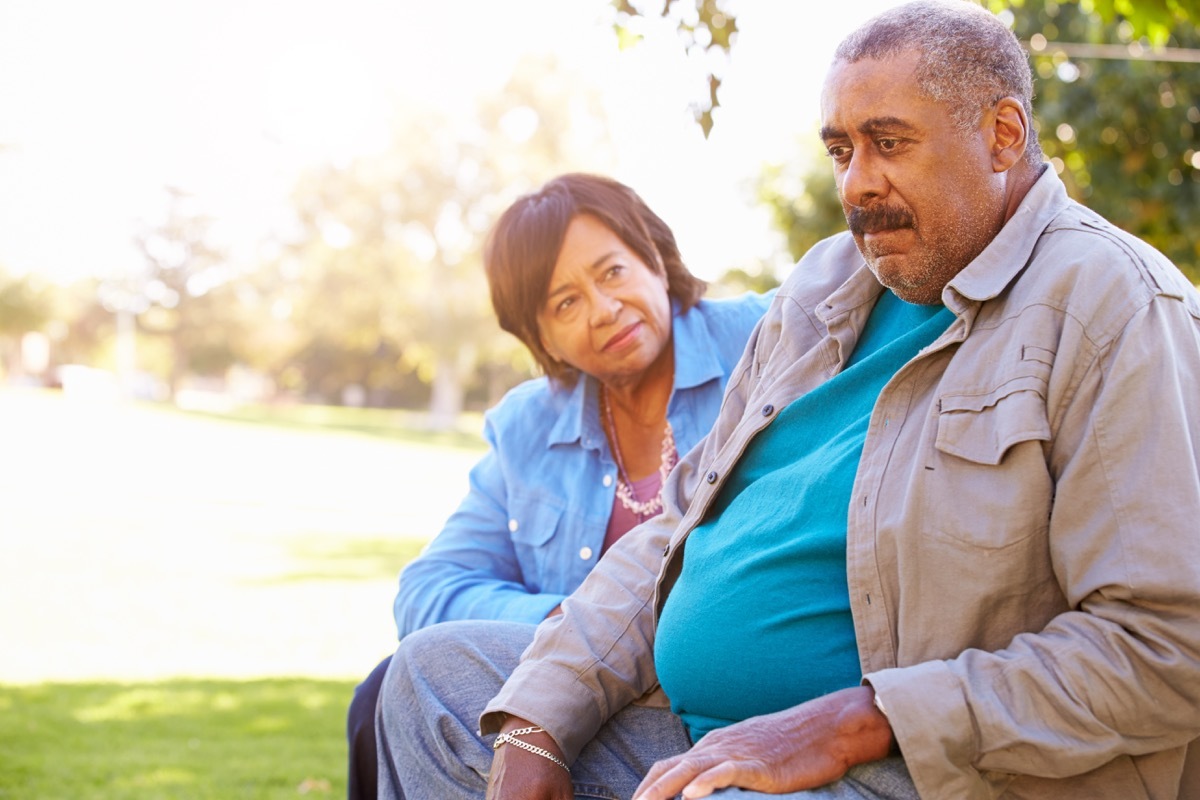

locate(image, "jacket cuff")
[[480, 660, 605, 764], [865, 661, 992, 800]]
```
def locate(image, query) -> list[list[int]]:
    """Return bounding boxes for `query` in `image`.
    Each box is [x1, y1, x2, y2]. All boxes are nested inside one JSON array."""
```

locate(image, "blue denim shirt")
[[393, 291, 773, 638]]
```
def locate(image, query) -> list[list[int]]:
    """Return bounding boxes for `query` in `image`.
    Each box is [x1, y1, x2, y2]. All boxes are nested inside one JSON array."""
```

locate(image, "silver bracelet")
[[492, 725, 570, 773]]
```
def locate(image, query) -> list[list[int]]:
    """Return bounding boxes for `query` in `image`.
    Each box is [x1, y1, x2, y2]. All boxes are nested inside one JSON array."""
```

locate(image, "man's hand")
[[632, 686, 893, 800], [485, 716, 573, 800]]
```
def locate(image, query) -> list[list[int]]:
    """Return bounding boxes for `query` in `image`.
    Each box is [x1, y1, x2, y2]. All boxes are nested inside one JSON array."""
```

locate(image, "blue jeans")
[[375, 620, 918, 800]]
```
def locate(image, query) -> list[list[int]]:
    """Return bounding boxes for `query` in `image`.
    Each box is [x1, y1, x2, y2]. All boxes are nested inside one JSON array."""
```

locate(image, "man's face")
[[820, 50, 1006, 304]]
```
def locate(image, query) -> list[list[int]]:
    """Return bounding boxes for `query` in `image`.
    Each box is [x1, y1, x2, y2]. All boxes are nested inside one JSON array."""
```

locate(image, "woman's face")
[[536, 214, 673, 388]]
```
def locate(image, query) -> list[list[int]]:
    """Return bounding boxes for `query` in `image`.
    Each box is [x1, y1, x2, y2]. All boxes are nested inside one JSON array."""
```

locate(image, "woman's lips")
[[603, 321, 642, 352]]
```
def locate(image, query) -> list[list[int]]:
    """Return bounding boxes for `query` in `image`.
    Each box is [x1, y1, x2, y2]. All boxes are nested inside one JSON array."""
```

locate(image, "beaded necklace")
[[601, 386, 677, 519]]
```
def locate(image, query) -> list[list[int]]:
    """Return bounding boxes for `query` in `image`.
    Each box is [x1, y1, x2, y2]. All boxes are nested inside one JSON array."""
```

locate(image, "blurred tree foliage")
[[999, 0, 1200, 282], [254, 55, 613, 422], [611, 0, 737, 137], [0, 268, 52, 379], [98, 188, 247, 398], [749, 0, 1200, 285]]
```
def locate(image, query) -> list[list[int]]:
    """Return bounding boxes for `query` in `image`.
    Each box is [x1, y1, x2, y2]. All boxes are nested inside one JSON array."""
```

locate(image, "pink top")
[[602, 470, 665, 555]]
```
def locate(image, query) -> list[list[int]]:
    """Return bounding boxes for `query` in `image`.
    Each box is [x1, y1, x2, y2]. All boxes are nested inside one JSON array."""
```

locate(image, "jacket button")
[[761, 404, 774, 417], [706, 470, 718, 484]]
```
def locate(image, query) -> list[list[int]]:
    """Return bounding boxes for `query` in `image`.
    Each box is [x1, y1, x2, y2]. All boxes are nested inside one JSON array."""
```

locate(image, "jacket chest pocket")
[[923, 368, 1055, 564], [935, 373, 1051, 466]]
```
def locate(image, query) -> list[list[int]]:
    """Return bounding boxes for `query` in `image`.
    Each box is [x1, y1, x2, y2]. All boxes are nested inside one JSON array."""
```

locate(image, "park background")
[[2, 0, 1199, 796]]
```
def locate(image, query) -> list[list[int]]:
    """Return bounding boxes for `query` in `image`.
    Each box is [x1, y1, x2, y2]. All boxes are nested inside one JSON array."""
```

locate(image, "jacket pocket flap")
[[936, 375, 1050, 465]]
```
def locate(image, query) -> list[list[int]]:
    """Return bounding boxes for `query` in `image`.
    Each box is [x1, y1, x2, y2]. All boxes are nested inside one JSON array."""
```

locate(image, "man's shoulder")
[[1031, 201, 1200, 319], [776, 232, 863, 305]]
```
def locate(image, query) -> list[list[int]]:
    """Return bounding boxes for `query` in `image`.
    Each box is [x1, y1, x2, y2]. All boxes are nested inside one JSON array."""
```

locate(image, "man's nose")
[[841, 151, 889, 208]]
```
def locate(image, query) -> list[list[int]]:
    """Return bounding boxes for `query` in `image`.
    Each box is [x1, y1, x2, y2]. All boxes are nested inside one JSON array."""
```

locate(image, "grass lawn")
[[0, 388, 488, 797], [0, 679, 355, 799]]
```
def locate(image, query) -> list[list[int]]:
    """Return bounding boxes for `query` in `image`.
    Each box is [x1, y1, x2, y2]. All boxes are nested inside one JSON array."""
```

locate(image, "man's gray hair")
[[835, 0, 1043, 164]]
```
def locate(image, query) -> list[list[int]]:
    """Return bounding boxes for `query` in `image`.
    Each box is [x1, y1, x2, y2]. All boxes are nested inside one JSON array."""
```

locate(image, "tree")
[[611, 0, 737, 137], [270, 55, 614, 424], [105, 188, 245, 398], [995, 0, 1200, 282], [0, 268, 53, 380]]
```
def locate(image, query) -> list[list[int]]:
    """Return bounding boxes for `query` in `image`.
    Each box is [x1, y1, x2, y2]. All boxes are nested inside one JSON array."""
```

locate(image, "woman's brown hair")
[[484, 173, 706, 383]]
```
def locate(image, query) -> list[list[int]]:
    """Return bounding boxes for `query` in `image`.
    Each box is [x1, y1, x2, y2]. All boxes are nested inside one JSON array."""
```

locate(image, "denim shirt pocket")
[[506, 491, 569, 593]]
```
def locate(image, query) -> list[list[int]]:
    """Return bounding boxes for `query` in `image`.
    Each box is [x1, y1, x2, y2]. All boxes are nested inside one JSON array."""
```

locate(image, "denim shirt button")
[[602, 474, 613, 487], [507, 518, 518, 533], [578, 546, 593, 560]]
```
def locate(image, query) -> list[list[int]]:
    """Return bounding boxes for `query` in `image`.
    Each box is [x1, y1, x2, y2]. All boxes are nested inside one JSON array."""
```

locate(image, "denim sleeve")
[[392, 414, 565, 640]]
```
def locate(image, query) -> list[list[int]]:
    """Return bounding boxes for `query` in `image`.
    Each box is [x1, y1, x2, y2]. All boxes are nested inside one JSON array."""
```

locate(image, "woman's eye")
[[604, 264, 625, 281]]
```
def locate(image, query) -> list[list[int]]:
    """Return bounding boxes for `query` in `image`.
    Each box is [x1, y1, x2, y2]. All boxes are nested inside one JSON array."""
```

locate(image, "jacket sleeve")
[[479, 296, 784, 763], [867, 289, 1200, 797], [393, 413, 564, 640]]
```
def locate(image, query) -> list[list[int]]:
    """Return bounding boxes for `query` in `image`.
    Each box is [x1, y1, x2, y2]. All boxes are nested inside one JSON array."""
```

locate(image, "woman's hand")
[[485, 716, 574, 800], [632, 686, 893, 800]]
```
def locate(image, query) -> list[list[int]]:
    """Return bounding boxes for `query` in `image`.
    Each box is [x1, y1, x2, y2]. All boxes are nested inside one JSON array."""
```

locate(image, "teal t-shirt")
[[654, 290, 953, 742]]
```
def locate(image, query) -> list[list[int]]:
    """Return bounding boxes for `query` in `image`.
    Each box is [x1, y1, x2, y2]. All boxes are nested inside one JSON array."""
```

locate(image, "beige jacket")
[[484, 170, 1200, 799]]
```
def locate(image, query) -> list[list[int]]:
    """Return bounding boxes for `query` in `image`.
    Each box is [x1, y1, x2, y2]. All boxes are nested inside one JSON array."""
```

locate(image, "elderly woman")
[[347, 173, 771, 799]]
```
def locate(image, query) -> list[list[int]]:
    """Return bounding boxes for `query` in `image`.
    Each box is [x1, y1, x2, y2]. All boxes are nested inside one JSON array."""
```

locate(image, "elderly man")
[[376, 2, 1200, 798]]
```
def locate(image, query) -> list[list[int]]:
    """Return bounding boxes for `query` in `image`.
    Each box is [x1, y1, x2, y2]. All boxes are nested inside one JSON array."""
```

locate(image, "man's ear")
[[989, 97, 1029, 173]]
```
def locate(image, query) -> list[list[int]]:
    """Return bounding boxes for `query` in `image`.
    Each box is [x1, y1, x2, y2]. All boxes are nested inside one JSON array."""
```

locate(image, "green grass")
[[0, 679, 355, 799], [1, 388, 494, 796], [173, 400, 487, 452]]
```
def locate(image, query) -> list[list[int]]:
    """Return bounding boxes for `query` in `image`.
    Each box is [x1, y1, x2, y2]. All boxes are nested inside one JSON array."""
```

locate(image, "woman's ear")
[[989, 97, 1028, 173]]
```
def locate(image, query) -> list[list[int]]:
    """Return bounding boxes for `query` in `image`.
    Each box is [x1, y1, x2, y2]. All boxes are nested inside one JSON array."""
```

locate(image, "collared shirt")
[[392, 291, 773, 639], [484, 170, 1200, 799]]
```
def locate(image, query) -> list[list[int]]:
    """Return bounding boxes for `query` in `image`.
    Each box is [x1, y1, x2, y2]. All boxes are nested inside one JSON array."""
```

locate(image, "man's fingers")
[[680, 762, 742, 799], [634, 754, 745, 800]]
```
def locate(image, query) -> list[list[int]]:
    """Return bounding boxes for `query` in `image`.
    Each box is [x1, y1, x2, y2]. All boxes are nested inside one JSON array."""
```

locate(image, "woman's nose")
[[589, 290, 622, 326]]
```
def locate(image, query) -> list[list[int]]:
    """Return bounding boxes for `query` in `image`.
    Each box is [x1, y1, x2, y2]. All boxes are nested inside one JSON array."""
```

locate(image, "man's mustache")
[[847, 205, 915, 236]]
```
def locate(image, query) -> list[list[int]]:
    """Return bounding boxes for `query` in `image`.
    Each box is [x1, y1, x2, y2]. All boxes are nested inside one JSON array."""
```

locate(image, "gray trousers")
[[375, 620, 919, 800]]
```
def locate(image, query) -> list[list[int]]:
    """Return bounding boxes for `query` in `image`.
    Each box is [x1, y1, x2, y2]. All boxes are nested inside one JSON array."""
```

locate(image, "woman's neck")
[[602, 342, 675, 428]]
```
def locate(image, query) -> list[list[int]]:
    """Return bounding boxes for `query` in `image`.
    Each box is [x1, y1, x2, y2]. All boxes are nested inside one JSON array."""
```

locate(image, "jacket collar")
[[944, 165, 1069, 308]]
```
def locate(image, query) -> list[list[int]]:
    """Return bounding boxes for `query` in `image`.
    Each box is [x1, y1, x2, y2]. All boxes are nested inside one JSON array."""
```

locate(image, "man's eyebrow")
[[859, 116, 918, 136], [819, 117, 918, 141], [819, 124, 845, 142]]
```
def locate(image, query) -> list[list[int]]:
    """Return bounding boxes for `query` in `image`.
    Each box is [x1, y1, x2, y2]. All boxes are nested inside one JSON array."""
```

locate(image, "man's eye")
[[878, 138, 900, 152], [826, 145, 851, 162]]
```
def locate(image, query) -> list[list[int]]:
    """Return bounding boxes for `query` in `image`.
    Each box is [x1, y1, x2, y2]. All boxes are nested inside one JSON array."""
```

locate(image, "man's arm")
[[872, 289, 1200, 795], [479, 292, 786, 763]]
